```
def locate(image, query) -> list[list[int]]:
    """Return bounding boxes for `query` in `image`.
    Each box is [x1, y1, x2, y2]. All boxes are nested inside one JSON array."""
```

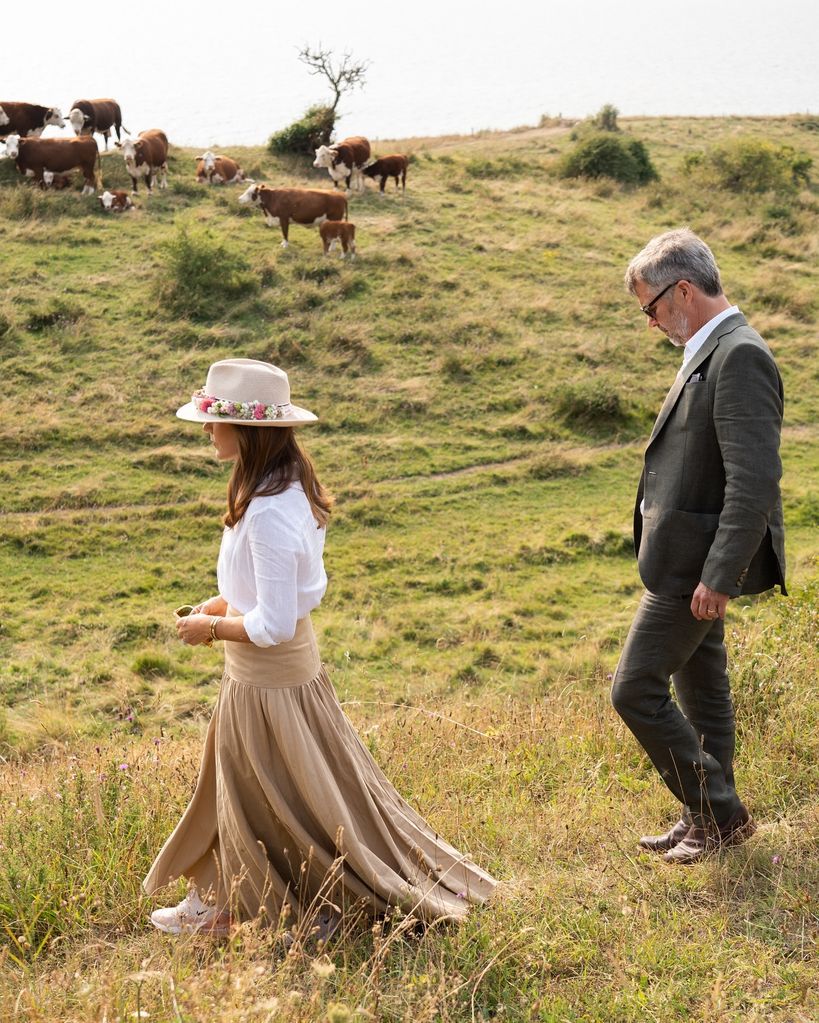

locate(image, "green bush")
[[683, 137, 812, 193], [560, 132, 658, 185], [558, 379, 626, 426], [591, 104, 620, 132], [157, 223, 258, 320], [268, 104, 336, 156]]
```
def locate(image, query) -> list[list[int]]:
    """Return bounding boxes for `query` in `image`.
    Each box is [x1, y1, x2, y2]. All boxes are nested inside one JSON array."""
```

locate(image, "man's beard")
[[665, 309, 691, 348]]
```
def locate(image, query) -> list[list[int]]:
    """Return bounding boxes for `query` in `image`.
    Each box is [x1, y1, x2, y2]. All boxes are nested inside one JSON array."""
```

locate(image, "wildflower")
[[772, 855, 782, 865], [118, 763, 129, 771]]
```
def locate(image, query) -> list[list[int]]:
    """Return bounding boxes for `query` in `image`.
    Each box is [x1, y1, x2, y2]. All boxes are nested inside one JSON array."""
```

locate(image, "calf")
[[5, 134, 99, 195], [195, 150, 247, 184], [238, 184, 348, 248], [98, 189, 134, 211], [117, 129, 169, 193], [313, 135, 371, 192], [42, 170, 72, 190], [68, 98, 127, 150], [0, 101, 64, 138], [320, 220, 356, 260], [362, 154, 408, 193]]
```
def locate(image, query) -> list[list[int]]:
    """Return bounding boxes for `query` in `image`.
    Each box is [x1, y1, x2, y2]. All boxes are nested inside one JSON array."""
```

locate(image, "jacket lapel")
[[646, 313, 747, 449]]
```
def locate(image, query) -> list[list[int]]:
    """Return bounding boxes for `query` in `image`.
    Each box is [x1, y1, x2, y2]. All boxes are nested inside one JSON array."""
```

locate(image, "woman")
[[145, 358, 496, 936]]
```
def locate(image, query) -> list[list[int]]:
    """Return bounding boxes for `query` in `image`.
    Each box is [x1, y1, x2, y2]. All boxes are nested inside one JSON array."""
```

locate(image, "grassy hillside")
[[0, 116, 817, 1021]]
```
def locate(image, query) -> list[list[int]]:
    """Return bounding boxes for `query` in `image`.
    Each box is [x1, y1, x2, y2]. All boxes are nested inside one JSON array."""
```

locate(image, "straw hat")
[[176, 359, 318, 426]]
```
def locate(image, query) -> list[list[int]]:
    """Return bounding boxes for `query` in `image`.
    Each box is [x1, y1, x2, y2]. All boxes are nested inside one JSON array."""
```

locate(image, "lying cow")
[[0, 101, 64, 138], [320, 220, 356, 260], [98, 189, 134, 211], [313, 136, 371, 192], [238, 184, 348, 247], [69, 98, 127, 150], [195, 150, 248, 184], [4, 134, 99, 195], [117, 129, 169, 193], [42, 170, 72, 190], [362, 154, 408, 193]]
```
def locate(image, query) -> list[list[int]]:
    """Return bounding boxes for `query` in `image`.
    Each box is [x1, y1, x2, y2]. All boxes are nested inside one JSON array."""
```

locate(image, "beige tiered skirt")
[[143, 615, 496, 924]]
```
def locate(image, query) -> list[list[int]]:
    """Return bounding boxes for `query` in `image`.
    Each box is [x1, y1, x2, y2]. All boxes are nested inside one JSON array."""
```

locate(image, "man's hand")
[[691, 583, 729, 621]]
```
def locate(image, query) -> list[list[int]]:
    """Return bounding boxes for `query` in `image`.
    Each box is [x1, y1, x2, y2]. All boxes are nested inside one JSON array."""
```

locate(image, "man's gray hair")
[[625, 228, 723, 297]]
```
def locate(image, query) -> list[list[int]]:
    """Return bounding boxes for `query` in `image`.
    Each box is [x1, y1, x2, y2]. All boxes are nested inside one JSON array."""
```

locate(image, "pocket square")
[[687, 372, 704, 383]]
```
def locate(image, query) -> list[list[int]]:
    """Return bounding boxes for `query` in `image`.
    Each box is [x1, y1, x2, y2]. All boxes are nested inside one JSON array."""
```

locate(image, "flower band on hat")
[[192, 388, 293, 422]]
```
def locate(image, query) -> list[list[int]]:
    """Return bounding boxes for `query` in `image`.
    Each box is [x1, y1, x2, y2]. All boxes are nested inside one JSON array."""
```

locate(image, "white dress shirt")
[[680, 305, 739, 371], [217, 484, 328, 647]]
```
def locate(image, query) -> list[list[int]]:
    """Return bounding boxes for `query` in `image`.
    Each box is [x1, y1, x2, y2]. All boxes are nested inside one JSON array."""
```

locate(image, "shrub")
[[684, 137, 812, 193], [558, 378, 626, 426], [591, 104, 620, 132], [268, 104, 336, 156], [560, 132, 658, 185], [157, 223, 258, 320]]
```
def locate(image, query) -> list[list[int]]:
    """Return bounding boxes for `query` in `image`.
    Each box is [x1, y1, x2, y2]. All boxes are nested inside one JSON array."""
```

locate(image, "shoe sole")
[[150, 916, 232, 936]]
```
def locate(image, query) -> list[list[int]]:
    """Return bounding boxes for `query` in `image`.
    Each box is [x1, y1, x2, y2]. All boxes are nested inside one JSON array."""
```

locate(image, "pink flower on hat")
[[253, 403, 265, 420], [200, 397, 215, 412]]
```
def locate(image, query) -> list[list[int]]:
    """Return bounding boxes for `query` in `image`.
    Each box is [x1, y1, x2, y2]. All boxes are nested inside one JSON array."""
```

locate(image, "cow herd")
[[1, 98, 411, 259]]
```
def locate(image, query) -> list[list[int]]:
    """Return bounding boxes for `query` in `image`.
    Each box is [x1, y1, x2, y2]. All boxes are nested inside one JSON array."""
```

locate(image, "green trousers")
[[611, 591, 743, 827]]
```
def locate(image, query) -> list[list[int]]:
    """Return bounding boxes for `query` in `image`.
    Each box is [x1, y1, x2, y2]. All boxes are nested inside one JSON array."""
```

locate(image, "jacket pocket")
[[677, 381, 710, 433]]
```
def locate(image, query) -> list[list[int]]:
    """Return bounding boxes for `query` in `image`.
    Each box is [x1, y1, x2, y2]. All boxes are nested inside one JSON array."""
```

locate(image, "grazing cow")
[[98, 189, 134, 211], [195, 150, 248, 184], [320, 220, 356, 260], [42, 170, 72, 190], [362, 154, 408, 193], [313, 136, 371, 192], [68, 98, 127, 149], [0, 102, 64, 138], [238, 184, 347, 248], [4, 134, 99, 195], [117, 129, 169, 193]]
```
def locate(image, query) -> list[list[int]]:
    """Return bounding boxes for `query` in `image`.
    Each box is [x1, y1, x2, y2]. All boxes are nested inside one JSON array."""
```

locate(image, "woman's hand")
[[176, 613, 216, 646], [192, 596, 228, 616]]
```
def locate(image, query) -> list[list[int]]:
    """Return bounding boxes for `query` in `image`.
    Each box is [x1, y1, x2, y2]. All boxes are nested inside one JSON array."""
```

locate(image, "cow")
[[42, 170, 72, 190], [98, 189, 134, 211], [195, 150, 248, 185], [117, 129, 169, 193], [238, 184, 347, 248], [362, 154, 408, 193], [320, 220, 356, 260], [4, 134, 99, 195], [313, 136, 371, 192], [68, 98, 127, 150], [0, 102, 64, 139]]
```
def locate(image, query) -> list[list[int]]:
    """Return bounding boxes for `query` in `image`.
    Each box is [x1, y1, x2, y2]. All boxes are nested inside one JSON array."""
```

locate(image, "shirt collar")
[[681, 306, 739, 368]]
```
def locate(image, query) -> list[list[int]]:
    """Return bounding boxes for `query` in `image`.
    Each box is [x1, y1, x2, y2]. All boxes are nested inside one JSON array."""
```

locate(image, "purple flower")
[[772, 855, 782, 865], [118, 763, 129, 772]]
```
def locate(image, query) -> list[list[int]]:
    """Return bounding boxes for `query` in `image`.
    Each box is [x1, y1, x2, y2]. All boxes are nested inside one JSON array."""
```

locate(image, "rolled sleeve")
[[242, 507, 303, 647]]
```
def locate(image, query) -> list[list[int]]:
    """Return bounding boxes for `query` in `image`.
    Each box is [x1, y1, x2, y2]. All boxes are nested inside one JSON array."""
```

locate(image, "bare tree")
[[297, 44, 370, 114]]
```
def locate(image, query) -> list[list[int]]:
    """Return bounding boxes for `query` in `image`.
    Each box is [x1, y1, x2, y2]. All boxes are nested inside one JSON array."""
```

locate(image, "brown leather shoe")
[[663, 805, 756, 865], [638, 818, 690, 853]]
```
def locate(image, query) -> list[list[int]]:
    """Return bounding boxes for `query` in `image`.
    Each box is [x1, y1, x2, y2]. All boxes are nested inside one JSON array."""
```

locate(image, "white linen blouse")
[[216, 483, 327, 647]]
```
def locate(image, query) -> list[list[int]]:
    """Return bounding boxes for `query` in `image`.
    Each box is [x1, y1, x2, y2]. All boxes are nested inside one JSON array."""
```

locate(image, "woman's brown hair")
[[224, 426, 332, 529]]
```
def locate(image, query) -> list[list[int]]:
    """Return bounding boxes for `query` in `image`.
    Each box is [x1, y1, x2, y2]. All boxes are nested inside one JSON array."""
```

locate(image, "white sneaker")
[[150, 890, 231, 935]]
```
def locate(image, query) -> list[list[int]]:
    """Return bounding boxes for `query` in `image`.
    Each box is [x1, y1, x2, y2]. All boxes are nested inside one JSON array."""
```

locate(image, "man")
[[612, 228, 786, 864]]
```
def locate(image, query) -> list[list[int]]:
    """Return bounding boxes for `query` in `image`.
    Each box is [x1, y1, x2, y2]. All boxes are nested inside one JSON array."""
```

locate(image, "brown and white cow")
[[313, 136, 371, 192], [195, 150, 248, 185], [4, 134, 99, 194], [320, 220, 356, 260], [362, 154, 408, 193], [117, 129, 169, 193], [0, 102, 64, 138], [68, 98, 127, 150], [238, 184, 348, 248], [98, 189, 134, 211]]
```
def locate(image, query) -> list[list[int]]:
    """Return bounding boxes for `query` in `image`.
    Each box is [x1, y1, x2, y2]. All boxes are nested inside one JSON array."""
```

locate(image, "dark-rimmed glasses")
[[640, 280, 680, 318]]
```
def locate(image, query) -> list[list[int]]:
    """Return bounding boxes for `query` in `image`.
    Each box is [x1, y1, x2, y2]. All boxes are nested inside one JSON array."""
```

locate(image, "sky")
[[3, 1, 818, 146]]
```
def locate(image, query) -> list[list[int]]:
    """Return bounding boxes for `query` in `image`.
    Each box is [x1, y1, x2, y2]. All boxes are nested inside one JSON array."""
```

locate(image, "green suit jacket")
[[634, 312, 786, 597]]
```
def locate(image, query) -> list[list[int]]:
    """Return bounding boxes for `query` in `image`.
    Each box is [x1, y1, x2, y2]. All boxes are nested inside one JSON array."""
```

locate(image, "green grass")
[[1, 115, 817, 1021]]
